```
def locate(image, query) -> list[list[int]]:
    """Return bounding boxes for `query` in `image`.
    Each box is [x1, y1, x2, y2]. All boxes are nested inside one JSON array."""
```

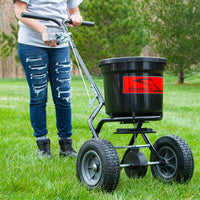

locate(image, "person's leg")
[[48, 47, 77, 157], [18, 44, 51, 158]]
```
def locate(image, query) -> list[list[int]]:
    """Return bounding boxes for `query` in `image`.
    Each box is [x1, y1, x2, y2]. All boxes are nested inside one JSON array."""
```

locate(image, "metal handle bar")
[[21, 12, 95, 27]]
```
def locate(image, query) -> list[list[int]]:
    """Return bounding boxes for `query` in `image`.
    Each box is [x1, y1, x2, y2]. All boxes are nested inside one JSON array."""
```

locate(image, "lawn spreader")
[[21, 13, 194, 193]]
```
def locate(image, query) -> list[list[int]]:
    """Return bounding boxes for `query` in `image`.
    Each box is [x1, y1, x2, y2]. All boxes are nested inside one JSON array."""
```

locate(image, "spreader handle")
[[21, 12, 62, 26], [21, 12, 95, 27]]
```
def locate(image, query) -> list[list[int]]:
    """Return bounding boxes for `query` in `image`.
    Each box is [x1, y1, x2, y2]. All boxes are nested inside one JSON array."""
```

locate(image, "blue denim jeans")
[[18, 43, 72, 138]]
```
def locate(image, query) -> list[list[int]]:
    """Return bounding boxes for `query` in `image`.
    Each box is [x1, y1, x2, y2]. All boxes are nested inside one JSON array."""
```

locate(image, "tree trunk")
[[15, 63, 18, 78], [178, 70, 184, 84]]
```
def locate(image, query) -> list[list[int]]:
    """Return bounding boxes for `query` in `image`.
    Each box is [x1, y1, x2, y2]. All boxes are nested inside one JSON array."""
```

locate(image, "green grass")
[[0, 74, 200, 200]]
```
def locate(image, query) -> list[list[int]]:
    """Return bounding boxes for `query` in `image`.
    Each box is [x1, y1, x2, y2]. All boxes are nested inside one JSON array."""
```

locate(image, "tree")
[[0, 22, 20, 78], [71, 0, 148, 74], [0, 22, 19, 63], [142, 0, 200, 83]]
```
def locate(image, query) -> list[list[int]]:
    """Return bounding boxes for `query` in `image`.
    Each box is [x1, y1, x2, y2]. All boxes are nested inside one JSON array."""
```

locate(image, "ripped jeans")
[[18, 43, 72, 138]]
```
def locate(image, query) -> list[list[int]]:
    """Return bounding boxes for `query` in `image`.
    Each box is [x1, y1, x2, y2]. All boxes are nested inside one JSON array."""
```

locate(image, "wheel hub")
[[154, 146, 178, 179], [92, 164, 98, 172], [81, 150, 102, 186]]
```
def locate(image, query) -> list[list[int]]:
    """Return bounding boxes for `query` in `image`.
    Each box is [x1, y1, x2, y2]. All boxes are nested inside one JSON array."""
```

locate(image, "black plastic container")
[[98, 57, 166, 119]]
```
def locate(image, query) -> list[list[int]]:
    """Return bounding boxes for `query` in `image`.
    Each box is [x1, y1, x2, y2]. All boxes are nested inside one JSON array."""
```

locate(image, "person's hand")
[[42, 28, 57, 47], [69, 12, 83, 28]]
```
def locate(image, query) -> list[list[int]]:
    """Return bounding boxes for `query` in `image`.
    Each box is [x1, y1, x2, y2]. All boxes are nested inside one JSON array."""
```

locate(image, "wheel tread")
[[150, 135, 194, 183], [76, 138, 120, 192], [168, 135, 194, 181]]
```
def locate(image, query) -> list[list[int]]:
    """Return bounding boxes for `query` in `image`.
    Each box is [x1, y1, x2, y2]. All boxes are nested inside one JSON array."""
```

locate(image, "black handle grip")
[[21, 12, 95, 27], [81, 21, 95, 26], [63, 19, 95, 27], [21, 12, 62, 26]]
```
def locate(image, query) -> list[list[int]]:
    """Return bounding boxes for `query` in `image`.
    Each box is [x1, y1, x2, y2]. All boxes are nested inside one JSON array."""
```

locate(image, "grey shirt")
[[17, 0, 83, 48]]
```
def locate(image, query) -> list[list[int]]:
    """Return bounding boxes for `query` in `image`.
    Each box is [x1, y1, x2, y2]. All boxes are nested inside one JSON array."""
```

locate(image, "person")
[[13, 0, 83, 158]]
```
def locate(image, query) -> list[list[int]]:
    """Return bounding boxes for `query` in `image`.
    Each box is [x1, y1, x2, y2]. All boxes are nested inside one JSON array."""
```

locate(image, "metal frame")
[[69, 39, 164, 166]]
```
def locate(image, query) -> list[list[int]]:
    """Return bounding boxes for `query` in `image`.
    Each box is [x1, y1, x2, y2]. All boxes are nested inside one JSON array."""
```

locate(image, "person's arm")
[[14, 0, 56, 47], [69, 6, 83, 27]]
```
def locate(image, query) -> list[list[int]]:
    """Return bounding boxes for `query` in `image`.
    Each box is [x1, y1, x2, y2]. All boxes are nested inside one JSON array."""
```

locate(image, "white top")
[[16, 0, 83, 48]]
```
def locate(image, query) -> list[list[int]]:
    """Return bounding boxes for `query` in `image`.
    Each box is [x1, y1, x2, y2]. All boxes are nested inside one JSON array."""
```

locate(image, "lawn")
[[0, 74, 200, 200]]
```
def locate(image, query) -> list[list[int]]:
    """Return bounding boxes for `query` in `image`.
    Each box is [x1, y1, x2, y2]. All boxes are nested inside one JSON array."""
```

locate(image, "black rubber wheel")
[[124, 151, 148, 179], [76, 138, 120, 192], [150, 135, 194, 183]]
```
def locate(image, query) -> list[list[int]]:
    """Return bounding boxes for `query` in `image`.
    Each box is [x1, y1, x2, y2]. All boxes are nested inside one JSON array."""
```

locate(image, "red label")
[[123, 76, 163, 94]]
